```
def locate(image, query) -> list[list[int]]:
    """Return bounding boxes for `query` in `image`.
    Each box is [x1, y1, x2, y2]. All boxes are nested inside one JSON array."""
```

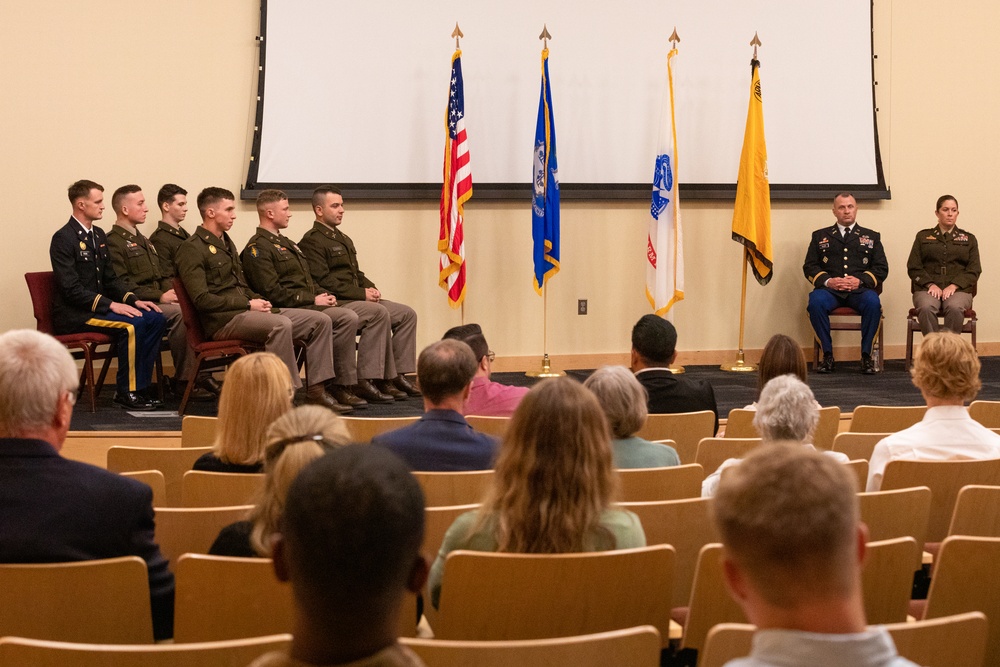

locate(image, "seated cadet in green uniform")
[[149, 183, 191, 283], [173, 187, 347, 413], [907, 194, 980, 335], [241, 190, 367, 410]]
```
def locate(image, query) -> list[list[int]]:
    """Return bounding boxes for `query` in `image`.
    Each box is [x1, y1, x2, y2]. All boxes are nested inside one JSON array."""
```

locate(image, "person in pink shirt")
[[442, 324, 529, 417]]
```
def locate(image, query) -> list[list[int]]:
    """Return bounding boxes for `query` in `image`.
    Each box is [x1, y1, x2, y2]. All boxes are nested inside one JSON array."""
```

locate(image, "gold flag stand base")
[[668, 365, 685, 375], [526, 353, 565, 378], [721, 351, 756, 373]]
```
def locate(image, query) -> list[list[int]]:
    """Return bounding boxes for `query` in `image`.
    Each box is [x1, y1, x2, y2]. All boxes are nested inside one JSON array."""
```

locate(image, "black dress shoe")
[[196, 375, 223, 396], [303, 388, 354, 414], [170, 379, 214, 401], [375, 379, 408, 401], [393, 374, 422, 397], [817, 354, 836, 374], [354, 379, 395, 404], [861, 354, 877, 375], [330, 384, 368, 409], [114, 391, 156, 411]]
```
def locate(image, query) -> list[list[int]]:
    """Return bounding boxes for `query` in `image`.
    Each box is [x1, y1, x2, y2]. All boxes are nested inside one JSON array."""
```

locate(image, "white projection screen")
[[246, 0, 886, 200]]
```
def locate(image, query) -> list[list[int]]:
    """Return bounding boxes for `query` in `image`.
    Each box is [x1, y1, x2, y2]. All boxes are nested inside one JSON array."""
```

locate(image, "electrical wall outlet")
[[578, 299, 588, 315]]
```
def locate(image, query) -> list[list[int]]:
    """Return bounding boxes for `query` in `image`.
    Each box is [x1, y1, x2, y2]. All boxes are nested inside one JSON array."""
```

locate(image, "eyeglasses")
[[487, 351, 496, 363]]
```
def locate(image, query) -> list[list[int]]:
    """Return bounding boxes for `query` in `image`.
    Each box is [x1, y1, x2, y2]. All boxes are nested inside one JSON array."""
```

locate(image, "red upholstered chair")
[[905, 286, 977, 370], [173, 278, 259, 415], [811, 285, 885, 372], [24, 271, 115, 412]]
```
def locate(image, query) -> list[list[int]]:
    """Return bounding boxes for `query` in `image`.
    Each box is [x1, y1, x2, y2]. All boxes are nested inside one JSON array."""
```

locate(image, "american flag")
[[439, 49, 472, 308]]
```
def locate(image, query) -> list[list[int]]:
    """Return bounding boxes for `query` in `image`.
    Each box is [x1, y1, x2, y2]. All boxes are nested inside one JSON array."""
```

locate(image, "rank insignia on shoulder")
[[822, 256, 828, 263], [863, 257, 869, 265], [209, 246, 217, 254], [250, 246, 258, 257], [79, 241, 86, 250]]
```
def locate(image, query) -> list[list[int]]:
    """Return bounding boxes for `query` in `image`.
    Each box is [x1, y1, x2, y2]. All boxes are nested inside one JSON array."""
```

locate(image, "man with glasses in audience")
[[442, 323, 528, 417]]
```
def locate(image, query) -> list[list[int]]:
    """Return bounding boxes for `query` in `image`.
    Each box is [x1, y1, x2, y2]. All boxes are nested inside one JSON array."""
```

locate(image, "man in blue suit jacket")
[[0, 330, 175, 639], [373, 339, 498, 471]]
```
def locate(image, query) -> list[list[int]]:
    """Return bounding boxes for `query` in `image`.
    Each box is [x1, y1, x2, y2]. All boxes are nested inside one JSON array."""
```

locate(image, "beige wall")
[[3, 1, 996, 369]]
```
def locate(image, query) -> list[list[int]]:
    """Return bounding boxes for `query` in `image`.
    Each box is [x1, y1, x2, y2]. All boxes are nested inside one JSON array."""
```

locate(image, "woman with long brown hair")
[[428, 377, 645, 607]]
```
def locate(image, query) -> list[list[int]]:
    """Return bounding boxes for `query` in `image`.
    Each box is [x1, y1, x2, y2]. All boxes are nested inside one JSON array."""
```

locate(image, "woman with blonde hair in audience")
[[193, 352, 293, 473], [428, 376, 646, 607], [210, 404, 352, 557], [746, 334, 810, 409], [703, 374, 848, 497], [583, 365, 679, 468]]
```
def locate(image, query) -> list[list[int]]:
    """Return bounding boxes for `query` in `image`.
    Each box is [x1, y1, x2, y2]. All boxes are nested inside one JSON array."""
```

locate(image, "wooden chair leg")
[[178, 358, 202, 416], [905, 320, 915, 371], [81, 347, 97, 413]]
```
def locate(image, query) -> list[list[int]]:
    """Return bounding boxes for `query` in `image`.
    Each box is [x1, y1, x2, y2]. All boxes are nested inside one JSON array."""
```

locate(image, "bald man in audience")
[[251, 445, 428, 667], [867, 331, 1000, 491], [0, 330, 174, 639], [714, 445, 918, 666], [442, 323, 528, 417]]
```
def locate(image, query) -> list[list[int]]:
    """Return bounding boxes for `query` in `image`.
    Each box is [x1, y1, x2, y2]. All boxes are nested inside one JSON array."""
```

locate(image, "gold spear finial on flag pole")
[[539, 24, 552, 48], [669, 27, 680, 48], [452, 23, 463, 49], [750, 31, 762, 59]]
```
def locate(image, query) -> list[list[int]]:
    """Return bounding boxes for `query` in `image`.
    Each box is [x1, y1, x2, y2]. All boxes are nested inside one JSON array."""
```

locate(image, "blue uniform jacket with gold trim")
[[803, 223, 888, 293]]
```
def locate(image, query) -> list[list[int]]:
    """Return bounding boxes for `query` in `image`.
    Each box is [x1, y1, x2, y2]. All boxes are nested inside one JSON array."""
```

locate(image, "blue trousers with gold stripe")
[[807, 288, 882, 357], [79, 310, 166, 394]]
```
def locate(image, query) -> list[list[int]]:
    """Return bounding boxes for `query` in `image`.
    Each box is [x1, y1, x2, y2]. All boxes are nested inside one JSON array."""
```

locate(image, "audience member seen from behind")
[[747, 334, 809, 409], [867, 331, 1000, 491], [630, 314, 719, 434], [193, 352, 293, 474], [209, 405, 352, 558], [428, 377, 646, 608], [714, 445, 918, 666], [250, 445, 428, 667], [703, 375, 848, 497], [584, 365, 680, 468], [372, 339, 498, 471], [0, 330, 174, 639], [442, 323, 529, 416]]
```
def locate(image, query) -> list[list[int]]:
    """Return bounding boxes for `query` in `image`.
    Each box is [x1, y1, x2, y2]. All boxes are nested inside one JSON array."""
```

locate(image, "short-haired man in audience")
[[50, 179, 166, 410], [174, 187, 346, 411], [373, 339, 498, 471], [714, 445, 918, 667], [300, 185, 420, 401], [149, 183, 190, 281], [867, 331, 1000, 491], [630, 314, 718, 434], [0, 330, 175, 639], [252, 445, 428, 667], [242, 189, 369, 411], [442, 323, 528, 417], [106, 184, 217, 400]]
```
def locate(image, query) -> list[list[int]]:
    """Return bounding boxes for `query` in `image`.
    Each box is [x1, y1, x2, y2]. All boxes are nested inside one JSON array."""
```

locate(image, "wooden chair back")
[[652, 438, 698, 466], [181, 471, 265, 507], [181, 415, 219, 448], [636, 411, 716, 464], [695, 438, 761, 478], [724, 407, 840, 451], [721, 409, 756, 439], [862, 537, 921, 624], [680, 544, 748, 652], [844, 459, 869, 490], [120, 470, 166, 507], [0, 634, 293, 667], [882, 458, 1000, 541], [413, 470, 493, 506], [435, 546, 675, 647], [463, 415, 511, 438], [617, 464, 703, 502], [622, 497, 719, 608], [342, 416, 420, 442], [0, 557, 153, 644], [424, 504, 481, 560], [849, 405, 926, 433], [948, 485, 1000, 538], [173, 554, 294, 643], [699, 613, 989, 667], [153, 505, 253, 568], [858, 486, 931, 550], [401, 626, 662, 667], [968, 400, 1000, 428], [832, 431, 891, 461], [107, 446, 212, 507], [924, 536, 1000, 666]]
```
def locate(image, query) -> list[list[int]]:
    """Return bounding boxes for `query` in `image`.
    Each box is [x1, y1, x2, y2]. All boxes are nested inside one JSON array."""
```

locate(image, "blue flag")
[[532, 47, 560, 294]]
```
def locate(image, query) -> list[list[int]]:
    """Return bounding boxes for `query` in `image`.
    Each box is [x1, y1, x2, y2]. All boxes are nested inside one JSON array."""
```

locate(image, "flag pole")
[[721, 248, 756, 371], [527, 285, 562, 377]]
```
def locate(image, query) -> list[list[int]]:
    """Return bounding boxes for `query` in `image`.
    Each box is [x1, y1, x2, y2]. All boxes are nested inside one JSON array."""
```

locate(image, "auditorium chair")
[[848, 405, 926, 433], [617, 464, 703, 502], [832, 431, 891, 461], [412, 470, 493, 506], [463, 415, 511, 438], [636, 411, 716, 464], [153, 505, 254, 568], [725, 406, 841, 450], [904, 286, 976, 371], [341, 416, 421, 443], [695, 438, 761, 479], [107, 445, 212, 506], [968, 400, 1000, 428], [181, 471, 265, 507], [811, 296, 885, 372], [861, 537, 921, 624], [181, 415, 219, 447], [120, 470, 167, 507], [946, 484, 1000, 539], [857, 486, 931, 553]]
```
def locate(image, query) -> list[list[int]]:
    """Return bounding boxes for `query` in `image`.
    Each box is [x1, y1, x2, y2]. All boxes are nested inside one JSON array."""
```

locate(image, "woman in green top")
[[429, 377, 646, 608], [584, 365, 680, 468]]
